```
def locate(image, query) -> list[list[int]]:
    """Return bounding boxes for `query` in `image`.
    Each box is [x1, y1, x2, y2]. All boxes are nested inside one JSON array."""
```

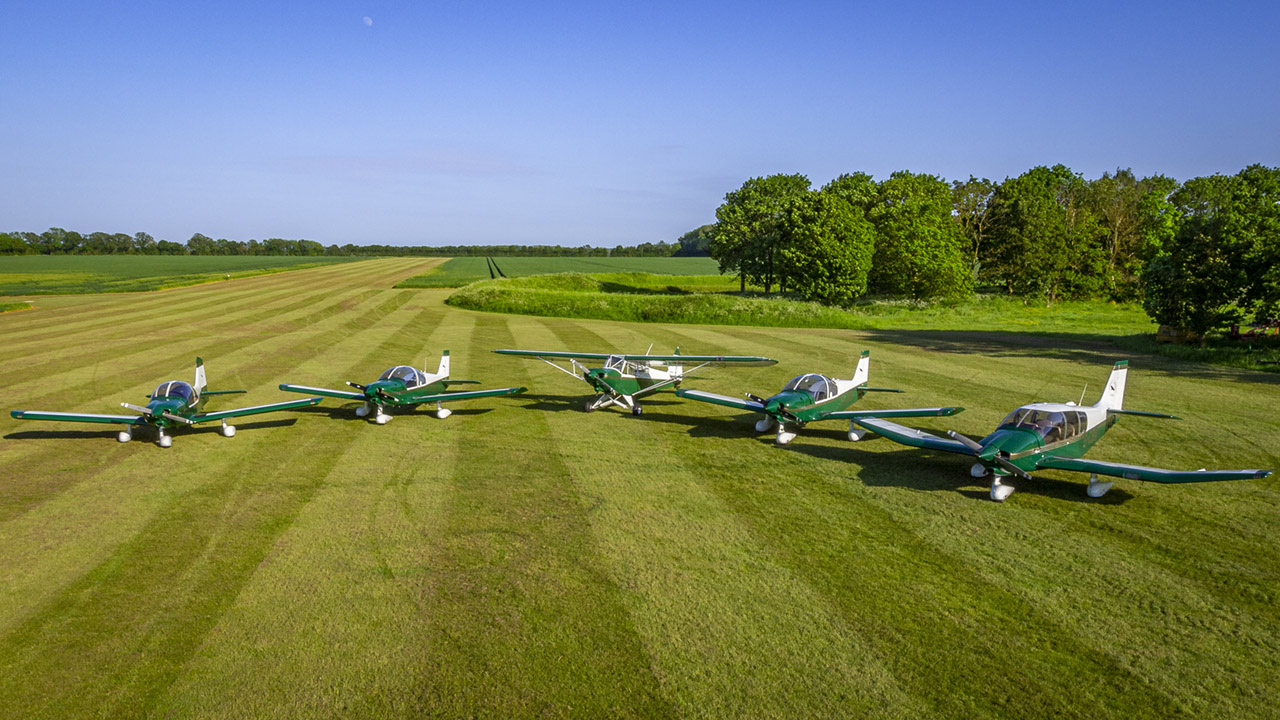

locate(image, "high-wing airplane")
[[491, 347, 777, 414], [10, 357, 322, 447], [853, 360, 1273, 501], [676, 350, 963, 444], [279, 350, 525, 424]]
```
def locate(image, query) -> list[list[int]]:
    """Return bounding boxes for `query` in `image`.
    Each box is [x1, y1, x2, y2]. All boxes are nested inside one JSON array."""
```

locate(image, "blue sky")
[[3, 1, 1277, 247]]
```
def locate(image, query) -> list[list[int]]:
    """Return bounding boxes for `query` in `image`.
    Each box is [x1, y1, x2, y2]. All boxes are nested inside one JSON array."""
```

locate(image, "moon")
[[362, 16, 373, 27]]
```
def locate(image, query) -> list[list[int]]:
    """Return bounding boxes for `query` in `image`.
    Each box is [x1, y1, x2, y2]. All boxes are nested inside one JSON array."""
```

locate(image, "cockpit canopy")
[[152, 381, 195, 404], [783, 373, 834, 402], [998, 407, 1089, 444], [378, 365, 425, 386]]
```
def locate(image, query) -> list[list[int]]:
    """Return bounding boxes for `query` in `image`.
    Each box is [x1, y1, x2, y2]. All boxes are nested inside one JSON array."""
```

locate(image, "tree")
[[132, 232, 157, 255], [986, 165, 1106, 301], [951, 176, 996, 282], [674, 225, 714, 257], [1088, 169, 1178, 300], [865, 171, 973, 299], [0, 232, 33, 254], [710, 174, 812, 292], [776, 192, 875, 305]]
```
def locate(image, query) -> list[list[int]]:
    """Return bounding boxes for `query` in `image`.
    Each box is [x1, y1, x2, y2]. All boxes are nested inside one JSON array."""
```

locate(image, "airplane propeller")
[[947, 429, 1033, 487], [346, 381, 368, 391], [120, 402, 195, 425]]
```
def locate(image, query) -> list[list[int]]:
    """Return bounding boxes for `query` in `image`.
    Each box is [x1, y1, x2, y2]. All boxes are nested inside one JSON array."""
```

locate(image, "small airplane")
[[676, 350, 963, 444], [279, 350, 525, 424], [852, 360, 1274, 501], [10, 357, 322, 447], [491, 347, 777, 414]]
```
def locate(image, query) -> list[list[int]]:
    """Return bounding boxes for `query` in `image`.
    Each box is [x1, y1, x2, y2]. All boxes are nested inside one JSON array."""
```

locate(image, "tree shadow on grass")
[[862, 329, 1280, 386]]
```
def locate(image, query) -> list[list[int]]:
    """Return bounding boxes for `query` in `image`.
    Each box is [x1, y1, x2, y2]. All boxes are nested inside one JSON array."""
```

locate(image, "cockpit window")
[[378, 366, 424, 386], [152, 381, 194, 404], [783, 374, 833, 401], [999, 408, 1068, 442]]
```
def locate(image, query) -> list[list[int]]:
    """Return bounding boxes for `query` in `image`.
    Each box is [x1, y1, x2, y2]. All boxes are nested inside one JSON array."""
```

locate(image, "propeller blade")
[[346, 381, 368, 391], [120, 402, 154, 416], [994, 455, 1033, 481], [946, 429, 984, 454], [161, 412, 195, 425], [746, 393, 767, 404]]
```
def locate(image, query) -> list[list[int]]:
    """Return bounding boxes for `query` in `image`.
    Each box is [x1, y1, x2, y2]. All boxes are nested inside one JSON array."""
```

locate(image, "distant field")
[[396, 256, 722, 288], [0, 255, 367, 295], [1, 258, 1277, 718]]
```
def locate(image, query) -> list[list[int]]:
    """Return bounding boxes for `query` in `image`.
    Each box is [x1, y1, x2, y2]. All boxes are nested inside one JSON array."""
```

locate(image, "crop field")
[[396, 256, 723, 287], [1, 258, 1278, 719], [0, 255, 366, 295]]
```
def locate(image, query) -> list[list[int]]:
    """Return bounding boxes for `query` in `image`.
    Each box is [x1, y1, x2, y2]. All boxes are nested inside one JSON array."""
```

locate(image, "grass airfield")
[[1, 258, 1278, 719]]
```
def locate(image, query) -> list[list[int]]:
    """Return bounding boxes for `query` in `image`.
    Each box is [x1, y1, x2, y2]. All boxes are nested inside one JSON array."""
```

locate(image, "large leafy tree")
[[865, 171, 973, 299], [673, 225, 714, 257], [776, 191, 875, 305], [1088, 169, 1178, 300], [986, 165, 1107, 301], [711, 174, 812, 292], [952, 176, 997, 283]]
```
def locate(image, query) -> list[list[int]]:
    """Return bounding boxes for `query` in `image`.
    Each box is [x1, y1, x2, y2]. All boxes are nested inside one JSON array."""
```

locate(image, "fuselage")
[[763, 373, 861, 422], [980, 401, 1116, 474], [146, 380, 201, 427], [584, 356, 682, 398], [364, 365, 447, 406]]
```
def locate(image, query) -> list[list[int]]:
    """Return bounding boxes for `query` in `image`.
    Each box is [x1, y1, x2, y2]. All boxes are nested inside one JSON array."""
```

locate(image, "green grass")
[[396, 256, 723, 288], [0, 255, 368, 295], [0, 301, 30, 313], [1, 258, 1277, 718]]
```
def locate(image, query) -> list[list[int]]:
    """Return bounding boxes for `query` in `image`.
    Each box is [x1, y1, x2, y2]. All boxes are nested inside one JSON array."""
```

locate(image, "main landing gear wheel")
[[584, 399, 598, 413], [631, 404, 643, 416], [117, 430, 132, 443], [355, 403, 371, 418], [158, 431, 172, 449], [221, 420, 236, 437]]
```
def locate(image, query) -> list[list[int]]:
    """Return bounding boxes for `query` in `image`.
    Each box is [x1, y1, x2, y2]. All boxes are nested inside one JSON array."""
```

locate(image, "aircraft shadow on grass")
[[292, 403, 491, 420], [861, 329, 1280, 386], [515, 393, 689, 414], [5, 417, 299, 442]]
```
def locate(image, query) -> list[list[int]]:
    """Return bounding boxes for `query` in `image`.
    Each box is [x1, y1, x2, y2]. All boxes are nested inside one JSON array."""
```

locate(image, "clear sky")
[[3, 1, 1277, 247]]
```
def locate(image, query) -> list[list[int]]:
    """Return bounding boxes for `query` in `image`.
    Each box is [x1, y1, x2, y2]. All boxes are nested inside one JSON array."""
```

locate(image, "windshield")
[[152, 381, 194, 404], [999, 408, 1068, 442], [782, 374, 833, 401], [378, 366, 424, 385]]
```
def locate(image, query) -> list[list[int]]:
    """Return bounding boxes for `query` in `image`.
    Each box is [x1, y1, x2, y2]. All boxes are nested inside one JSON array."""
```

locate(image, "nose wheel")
[[631, 404, 643, 416]]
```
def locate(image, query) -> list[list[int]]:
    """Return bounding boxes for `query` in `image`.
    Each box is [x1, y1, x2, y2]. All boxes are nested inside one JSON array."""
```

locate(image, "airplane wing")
[[491, 349, 776, 366], [822, 407, 964, 420], [674, 389, 767, 413], [492, 349, 616, 361], [850, 417, 975, 454], [10, 410, 147, 425], [278, 383, 366, 401], [402, 386, 527, 403], [192, 396, 323, 423], [1036, 456, 1273, 484]]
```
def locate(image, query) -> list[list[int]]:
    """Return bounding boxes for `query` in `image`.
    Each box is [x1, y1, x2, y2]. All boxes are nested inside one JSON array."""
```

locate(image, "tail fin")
[[852, 350, 870, 386], [436, 350, 450, 378], [194, 357, 208, 394], [1094, 361, 1128, 410]]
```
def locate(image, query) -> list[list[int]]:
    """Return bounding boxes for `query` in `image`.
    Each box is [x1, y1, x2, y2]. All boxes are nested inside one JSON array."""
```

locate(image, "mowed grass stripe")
[[151, 302, 473, 717], [411, 312, 672, 718], [513, 316, 921, 718]]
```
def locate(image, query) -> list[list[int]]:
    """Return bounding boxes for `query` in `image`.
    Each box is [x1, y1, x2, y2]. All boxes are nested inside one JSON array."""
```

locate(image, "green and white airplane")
[[10, 357, 322, 448], [491, 347, 777, 414], [853, 360, 1274, 501], [279, 350, 525, 424], [676, 350, 963, 444]]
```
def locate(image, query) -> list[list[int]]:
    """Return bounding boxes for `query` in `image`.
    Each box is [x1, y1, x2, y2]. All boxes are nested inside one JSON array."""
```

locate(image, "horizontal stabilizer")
[[675, 389, 767, 413], [278, 383, 366, 401], [193, 396, 323, 423], [850, 417, 974, 454], [823, 406, 963, 420], [11, 410, 147, 425], [442, 379, 482, 386], [1036, 456, 1272, 483], [858, 387, 905, 394], [1107, 409, 1181, 420], [200, 389, 248, 396]]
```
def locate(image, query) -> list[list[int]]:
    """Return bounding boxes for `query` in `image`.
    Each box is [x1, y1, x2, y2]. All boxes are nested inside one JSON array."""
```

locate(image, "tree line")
[[704, 165, 1279, 336], [0, 231, 681, 259]]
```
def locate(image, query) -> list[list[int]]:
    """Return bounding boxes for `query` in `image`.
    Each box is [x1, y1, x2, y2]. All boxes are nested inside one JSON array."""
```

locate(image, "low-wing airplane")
[[853, 360, 1274, 501], [491, 347, 777, 414], [676, 350, 963, 444], [279, 350, 525, 424], [10, 357, 322, 447]]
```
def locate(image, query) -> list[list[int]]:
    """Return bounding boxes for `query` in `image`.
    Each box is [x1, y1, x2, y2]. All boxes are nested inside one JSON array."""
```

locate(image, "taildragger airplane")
[[676, 350, 963, 444], [491, 347, 777, 414], [852, 360, 1273, 501], [10, 358, 322, 447], [279, 350, 525, 424]]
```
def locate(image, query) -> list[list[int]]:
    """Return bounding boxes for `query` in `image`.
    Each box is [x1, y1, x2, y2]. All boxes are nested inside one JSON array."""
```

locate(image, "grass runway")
[[1, 258, 1278, 718]]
